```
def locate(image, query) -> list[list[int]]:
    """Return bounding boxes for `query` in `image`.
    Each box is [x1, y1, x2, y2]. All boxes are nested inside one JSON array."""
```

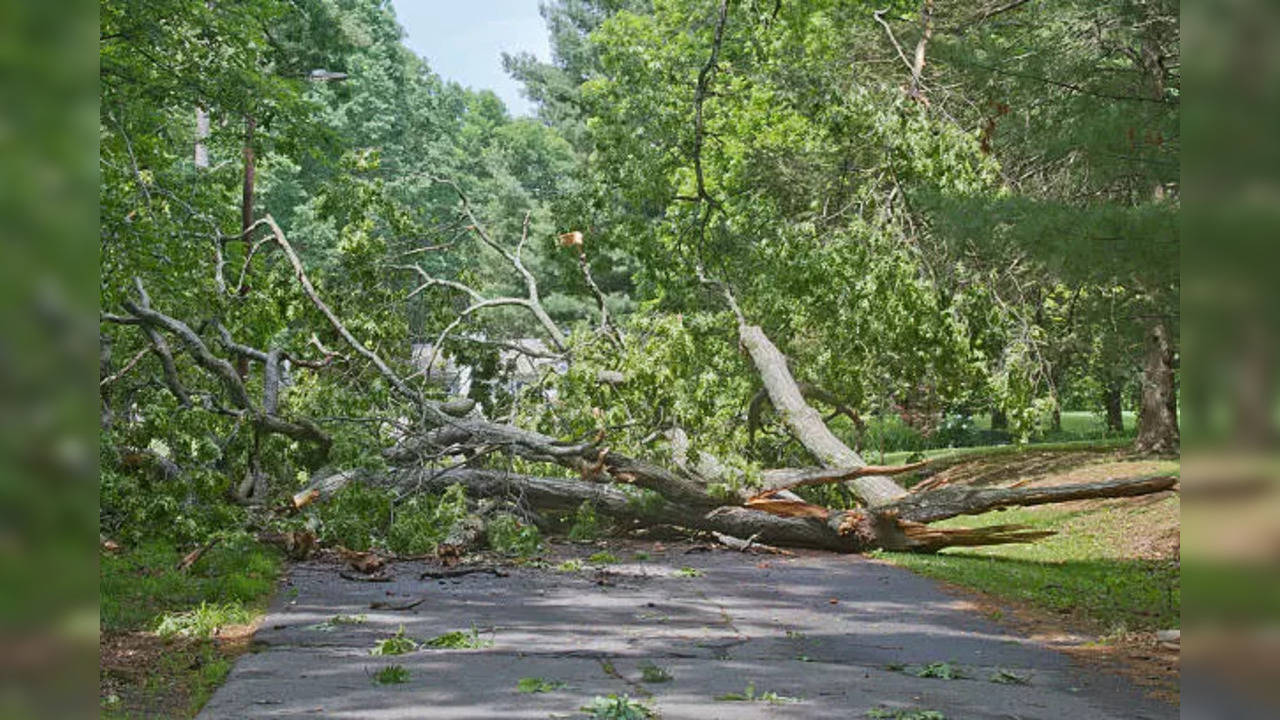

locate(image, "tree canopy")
[[100, 0, 1178, 550]]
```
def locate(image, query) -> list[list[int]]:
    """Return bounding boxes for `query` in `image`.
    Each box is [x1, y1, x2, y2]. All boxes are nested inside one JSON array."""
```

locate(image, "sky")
[[390, 1, 552, 116]]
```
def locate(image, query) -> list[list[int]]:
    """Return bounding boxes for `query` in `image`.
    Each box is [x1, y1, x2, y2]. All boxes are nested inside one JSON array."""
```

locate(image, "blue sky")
[[390, 1, 552, 116]]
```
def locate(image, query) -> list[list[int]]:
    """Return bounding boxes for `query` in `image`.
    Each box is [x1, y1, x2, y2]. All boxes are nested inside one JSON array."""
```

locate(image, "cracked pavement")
[[198, 542, 1176, 719]]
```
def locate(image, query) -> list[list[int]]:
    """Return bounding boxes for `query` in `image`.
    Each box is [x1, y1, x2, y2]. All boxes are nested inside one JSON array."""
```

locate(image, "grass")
[[101, 537, 281, 633], [373, 664, 411, 685], [873, 495, 1180, 634], [154, 601, 255, 639], [100, 537, 282, 718], [675, 566, 703, 578], [587, 551, 621, 564], [878, 436, 1131, 467]]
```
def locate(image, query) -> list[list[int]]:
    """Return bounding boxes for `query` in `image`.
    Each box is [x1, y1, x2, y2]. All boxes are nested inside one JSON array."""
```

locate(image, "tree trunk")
[[1103, 381, 1124, 434], [1135, 319, 1179, 454], [990, 408, 1007, 430], [304, 467, 1178, 555]]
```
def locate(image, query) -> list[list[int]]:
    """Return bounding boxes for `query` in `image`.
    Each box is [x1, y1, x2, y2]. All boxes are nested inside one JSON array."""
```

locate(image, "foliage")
[[714, 680, 800, 704], [306, 614, 367, 632], [675, 567, 703, 578], [516, 676, 566, 693], [387, 483, 469, 555], [487, 513, 543, 557], [425, 625, 492, 649], [638, 661, 671, 683], [316, 483, 394, 551], [587, 551, 620, 565], [372, 665, 411, 685], [309, 483, 469, 554], [557, 559, 584, 573], [566, 500, 606, 542], [370, 626, 419, 656], [988, 669, 1031, 686], [914, 662, 963, 680], [867, 709, 946, 720], [579, 694, 654, 719]]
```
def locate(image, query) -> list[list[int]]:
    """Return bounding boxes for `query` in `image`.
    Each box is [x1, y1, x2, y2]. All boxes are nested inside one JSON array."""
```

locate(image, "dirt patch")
[[920, 450, 1174, 491], [100, 622, 259, 718]]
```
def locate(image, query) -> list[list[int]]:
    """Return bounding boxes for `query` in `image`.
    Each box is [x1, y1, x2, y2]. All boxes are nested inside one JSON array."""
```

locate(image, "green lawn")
[[100, 536, 282, 718], [101, 536, 281, 633], [971, 410, 1137, 434], [873, 491, 1180, 635]]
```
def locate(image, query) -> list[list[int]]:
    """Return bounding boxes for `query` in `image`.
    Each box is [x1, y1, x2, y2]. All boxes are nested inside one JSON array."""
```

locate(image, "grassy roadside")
[[871, 453, 1180, 637], [100, 535, 282, 718]]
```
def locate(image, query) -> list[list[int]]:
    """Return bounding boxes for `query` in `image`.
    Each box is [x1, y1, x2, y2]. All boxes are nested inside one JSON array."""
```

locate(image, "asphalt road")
[[198, 542, 1176, 719]]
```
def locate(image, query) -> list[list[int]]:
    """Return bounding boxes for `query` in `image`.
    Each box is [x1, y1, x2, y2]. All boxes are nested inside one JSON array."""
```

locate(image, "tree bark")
[[1135, 319, 1179, 454], [302, 466, 1178, 555], [1103, 380, 1124, 433], [194, 106, 210, 169], [736, 323, 907, 506]]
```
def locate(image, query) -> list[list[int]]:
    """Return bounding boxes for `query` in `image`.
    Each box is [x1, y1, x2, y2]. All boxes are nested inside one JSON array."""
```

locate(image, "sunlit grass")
[[873, 495, 1180, 633]]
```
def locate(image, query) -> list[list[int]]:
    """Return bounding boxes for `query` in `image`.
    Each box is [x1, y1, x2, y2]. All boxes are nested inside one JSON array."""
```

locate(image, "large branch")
[[302, 466, 860, 553], [737, 323, 908, 506], [424, 184, 568, 350], [759, 461, 928, 495], [748, 381, 866, 447], [386, 420, 721, 509], [884, 474, 1179, 524], [248, 216, 425, 407], [119, 280, 331, 452]]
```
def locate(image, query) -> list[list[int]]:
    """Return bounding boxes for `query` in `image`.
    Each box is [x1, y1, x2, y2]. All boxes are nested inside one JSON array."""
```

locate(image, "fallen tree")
[[106, 213, 1179, 554]]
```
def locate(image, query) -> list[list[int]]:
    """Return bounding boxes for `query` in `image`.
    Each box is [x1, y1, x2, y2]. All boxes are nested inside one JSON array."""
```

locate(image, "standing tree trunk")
[[991, 407, 1007, 430], [1103, 380, 1124, 434], [1135, 319, 1178, 453]]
